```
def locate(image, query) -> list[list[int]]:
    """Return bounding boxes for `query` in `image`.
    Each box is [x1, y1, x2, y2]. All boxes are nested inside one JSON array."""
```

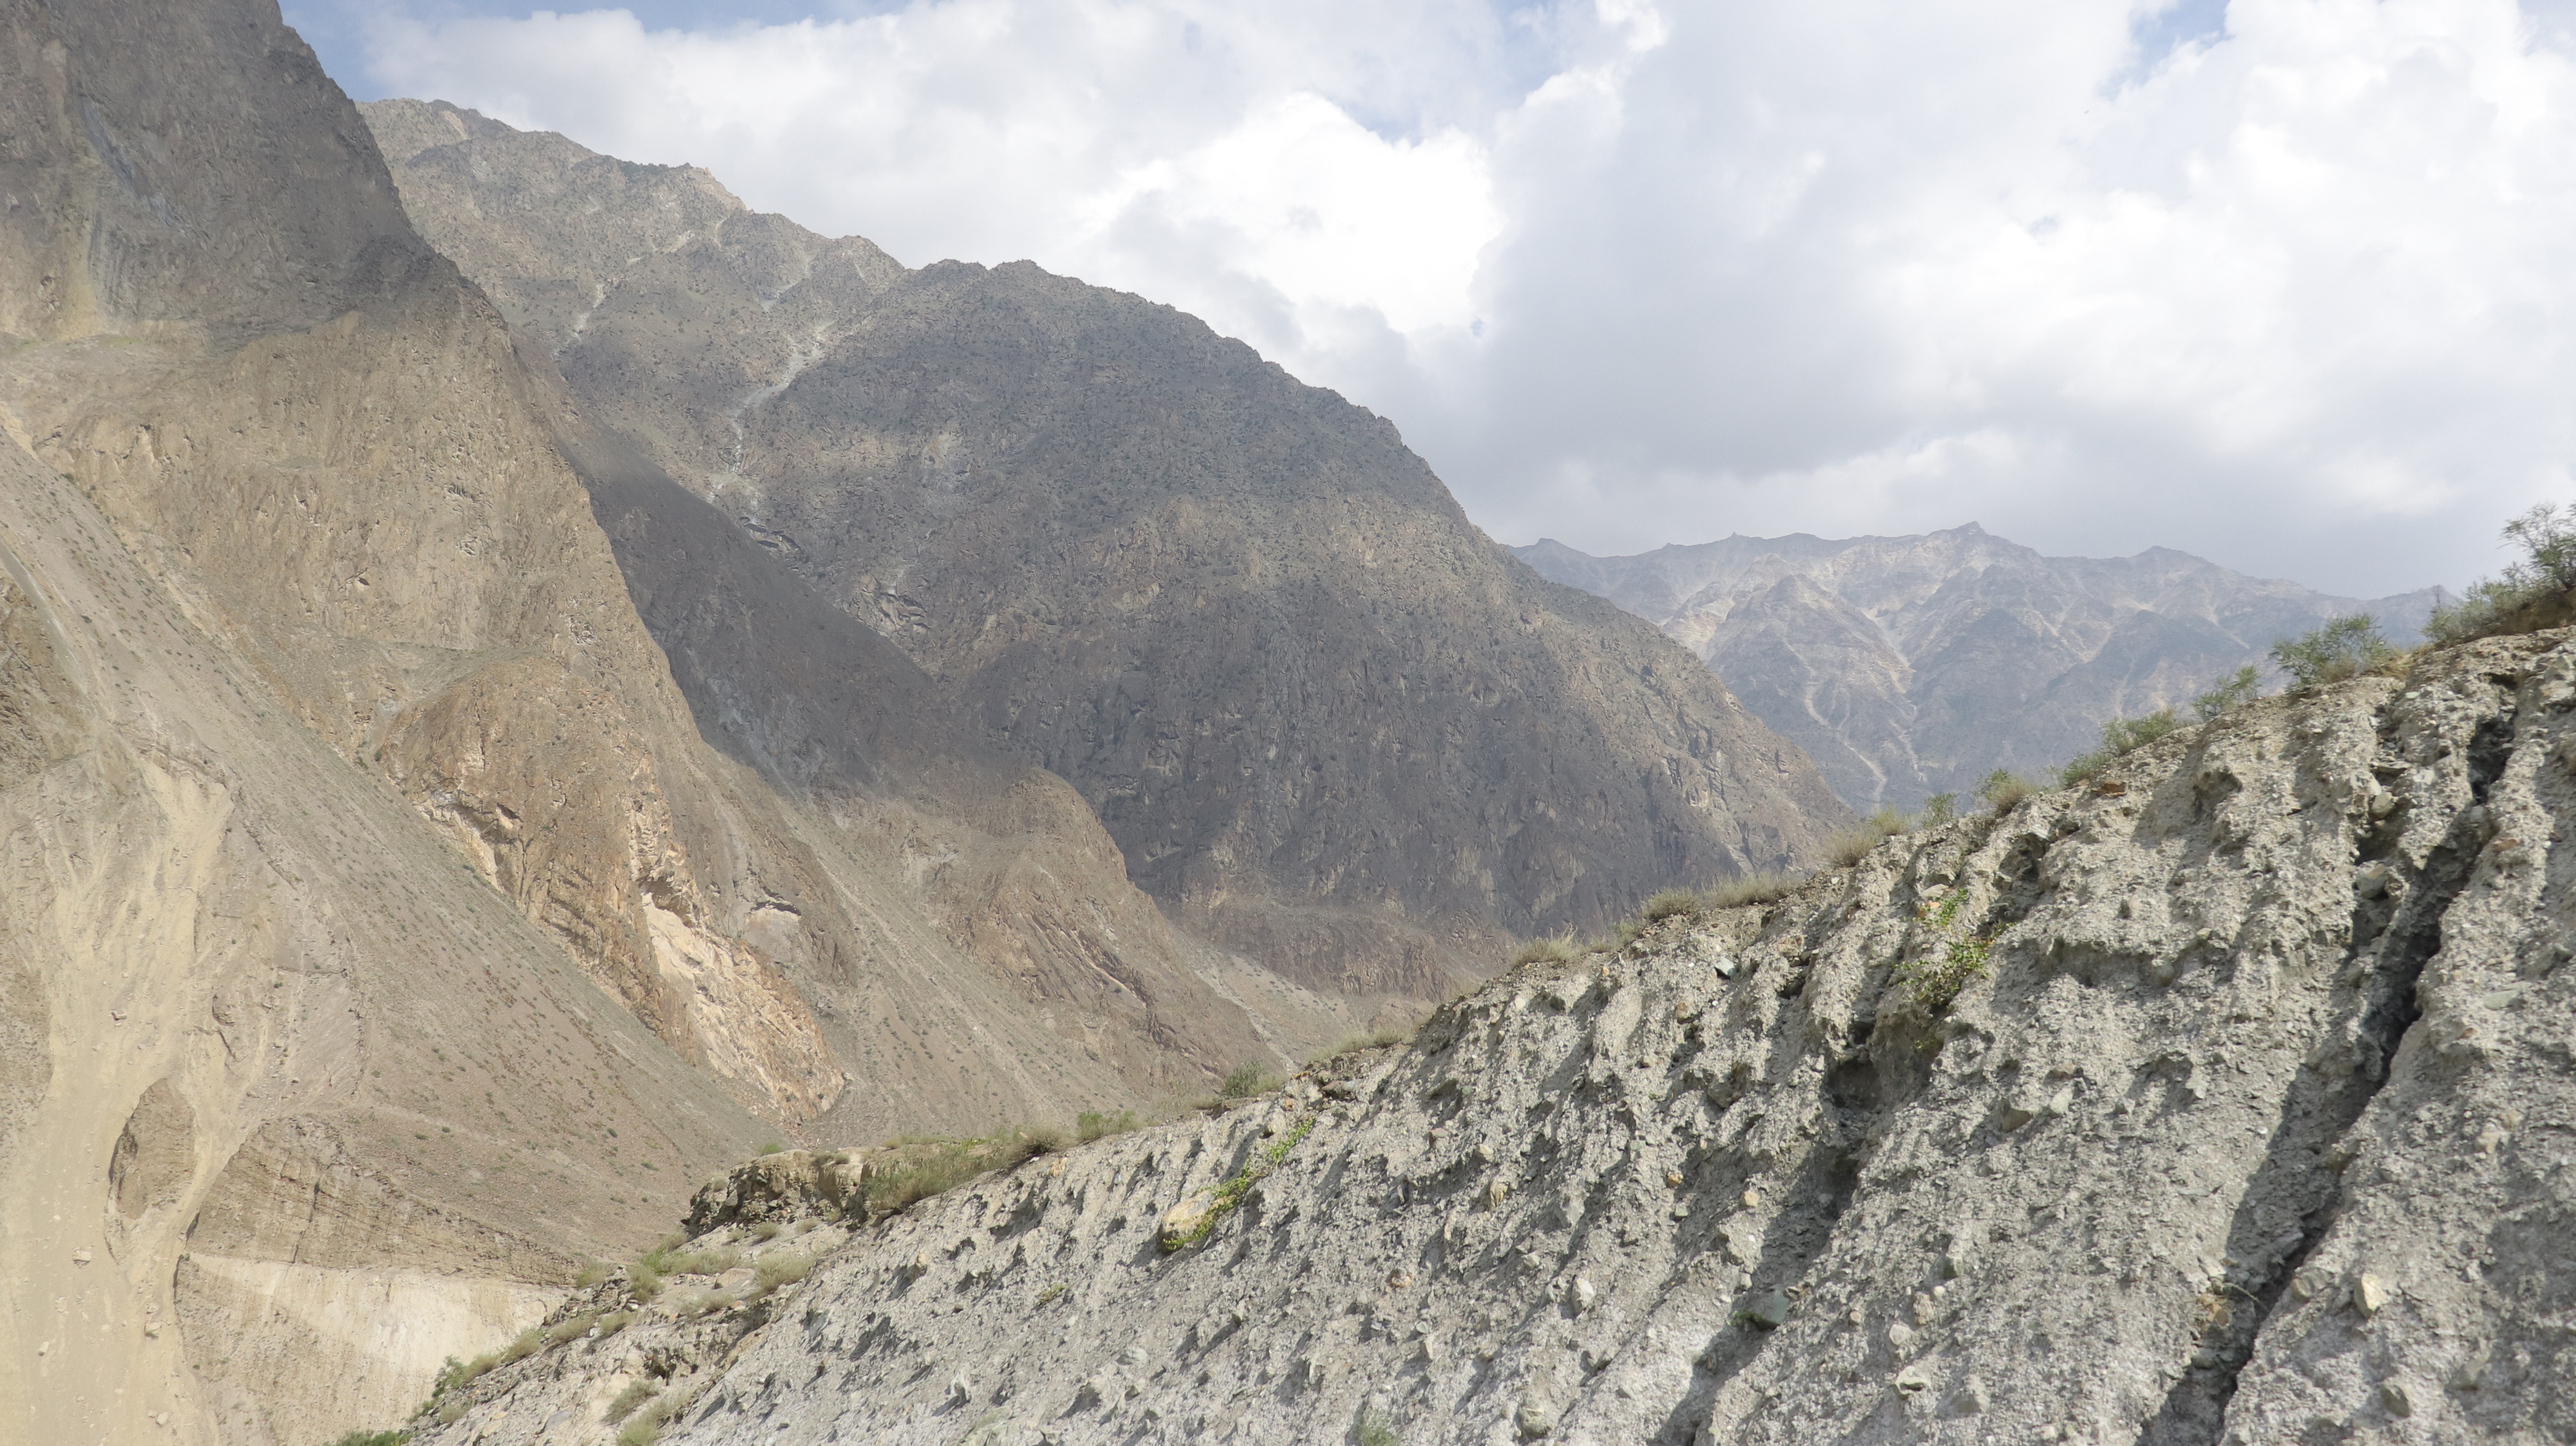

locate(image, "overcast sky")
[[289, 0, 2576, 598]]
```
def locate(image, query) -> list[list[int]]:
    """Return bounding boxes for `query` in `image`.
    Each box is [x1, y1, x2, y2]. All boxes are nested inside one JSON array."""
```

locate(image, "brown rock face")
[[1521, 525, 2447, 811], [362, 101, 1850, 993]]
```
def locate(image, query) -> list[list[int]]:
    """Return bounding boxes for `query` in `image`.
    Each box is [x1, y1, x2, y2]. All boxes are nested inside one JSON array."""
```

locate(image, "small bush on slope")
[[2429, 502, 2576, 644]]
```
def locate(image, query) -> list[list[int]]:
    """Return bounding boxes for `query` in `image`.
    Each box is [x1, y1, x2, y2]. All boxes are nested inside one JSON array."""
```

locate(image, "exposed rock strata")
[[361, 100, 1852, 994], [1521, 526, 2446, 813], [411, 630, 2575, 1445]]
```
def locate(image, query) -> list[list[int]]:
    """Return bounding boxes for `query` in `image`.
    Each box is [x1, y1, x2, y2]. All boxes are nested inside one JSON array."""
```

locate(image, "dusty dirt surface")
[[413, 632, 2573, 1445]]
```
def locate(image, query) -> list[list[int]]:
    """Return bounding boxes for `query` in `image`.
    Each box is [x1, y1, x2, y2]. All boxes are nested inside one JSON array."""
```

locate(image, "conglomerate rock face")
[[409, 630, 2573, 1446]]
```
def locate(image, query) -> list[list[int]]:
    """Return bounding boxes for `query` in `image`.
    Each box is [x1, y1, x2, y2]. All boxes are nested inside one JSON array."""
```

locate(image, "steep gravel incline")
[[411, 630, 2574, 1446]]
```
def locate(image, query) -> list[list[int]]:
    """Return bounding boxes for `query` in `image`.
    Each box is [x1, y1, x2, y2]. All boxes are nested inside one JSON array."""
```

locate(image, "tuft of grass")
[[1919, 793, 1958, 827], [614, 1393, 677, 1446], [1163, 1115, 1319, 1252], [604, 1381, 659, 1425], [1976, 769, 2037, 814], [756, 1140, 786, 1156], [2272, 614, 2397, 689], [751, 1221, 784, 1242], [1219, 1063, 1279, 1099], [1355, 1406, 1401, 1446], [862, 1127, 1066, 1216], [1510, 934, 1581, 967], [1034, 1282, 1068, 1306], [327, 1432, 406, 1446], [595, 1310, 632, 1338], [1643, 889, 1702, 923], [1707, 872, 1798, 909], [752, 1250, 816, 1293], [1076, 1108, 1142, 1143], [573, 1261, 612, 1288], [1826, 806, 1911, 868]]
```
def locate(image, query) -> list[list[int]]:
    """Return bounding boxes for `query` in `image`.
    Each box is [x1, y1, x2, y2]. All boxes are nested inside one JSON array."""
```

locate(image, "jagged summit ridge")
[[1520, 525, 2446, 813]]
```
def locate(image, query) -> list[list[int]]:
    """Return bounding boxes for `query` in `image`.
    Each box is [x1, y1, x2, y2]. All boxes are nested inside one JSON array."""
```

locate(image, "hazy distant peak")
[[1519, 524, 2443, 811]]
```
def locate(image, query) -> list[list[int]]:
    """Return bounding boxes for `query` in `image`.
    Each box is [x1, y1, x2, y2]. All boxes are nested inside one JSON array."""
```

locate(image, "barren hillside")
[[407, 627, 2576, 1446], [362, 100, 1852, 995]]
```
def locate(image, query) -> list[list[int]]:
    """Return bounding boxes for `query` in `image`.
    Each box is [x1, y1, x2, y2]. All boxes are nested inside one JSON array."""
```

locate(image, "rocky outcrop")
[[404, 629, 2576, 1445], [1521, 525, 2447, 813], [360, 101, 1852, 996]]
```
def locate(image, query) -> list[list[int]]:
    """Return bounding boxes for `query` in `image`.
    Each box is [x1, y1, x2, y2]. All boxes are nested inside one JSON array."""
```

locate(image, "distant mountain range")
[[1519, 525, 2446, 811]]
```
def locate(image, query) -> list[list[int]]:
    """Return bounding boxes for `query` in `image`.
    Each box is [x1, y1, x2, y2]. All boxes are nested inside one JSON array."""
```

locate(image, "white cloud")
[[365, 0, 2576, 595]]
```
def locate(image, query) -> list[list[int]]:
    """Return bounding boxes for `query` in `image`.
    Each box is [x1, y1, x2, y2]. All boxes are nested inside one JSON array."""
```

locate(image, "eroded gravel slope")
[[417, 632, 2575, 1446]]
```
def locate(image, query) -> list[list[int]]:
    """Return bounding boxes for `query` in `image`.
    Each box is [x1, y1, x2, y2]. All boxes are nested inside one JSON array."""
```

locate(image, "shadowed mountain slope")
[[1521, 525, 2446, 811], [361, 100, 1852, 996]]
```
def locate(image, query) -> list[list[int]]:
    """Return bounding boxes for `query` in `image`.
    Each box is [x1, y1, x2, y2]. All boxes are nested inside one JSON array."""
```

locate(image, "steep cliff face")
[[1521, 526, 2446, 814], [0, 3, 1275, 1441], [409, 629, 2575, 1446], [361, 101, 1852, 996]]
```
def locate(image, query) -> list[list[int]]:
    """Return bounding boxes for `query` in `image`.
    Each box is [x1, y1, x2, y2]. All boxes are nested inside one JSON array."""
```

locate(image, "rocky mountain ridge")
[[360, 99, 1851, 994], [400, 625, 2576, 1446], [1520, 526, 2446, 814]]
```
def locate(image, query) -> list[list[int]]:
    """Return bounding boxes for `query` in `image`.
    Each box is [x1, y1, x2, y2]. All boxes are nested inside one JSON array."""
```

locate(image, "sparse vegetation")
[[326, 1432, 406, 1446], [1076, 1108, 1142, 1142], [1163, 1115, 1318, 1252], [1919, 792, 1957, 826], [1219, 1063, 1279, 1099], [756, 1140, 785, 1155], [1643, 889, 1702, 923], [1976, 768, 2037, 814], [615, 1391, 678, 1446], [1034, 1282, 1068, 1306], [2058, 708, 2181, 786], [1355, 1406, 1402, 1446], [2191, 665, 2262, 721], [1707, 872, 1799, 909], [1825, 806, 1910, 867], [2271, 614, 2397, 688], [1898, 889, 1993, 1012], [861, 1127, 1064, 1215], [604, 1381, 659, 1425], [2428, 502, 2576, 644], [1509, 934, 1582, 968]]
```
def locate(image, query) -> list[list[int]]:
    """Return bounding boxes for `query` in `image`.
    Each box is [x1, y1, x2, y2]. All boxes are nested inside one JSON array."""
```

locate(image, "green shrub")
[[1219, 1063, 1278, 1099], [1918, 793, 1958, 826], [756, 1140, 786, 1156], [2428, 502, 2576, 644], [1509, 935, 1581, 968], [1034, 1282, 1068, 1306], [2271, 614, 2396, 688], [1355, 1406, 1401, 1446], [1975, 769, 2036, 814], [1899, 889, 1991, 1011], [1162, 1116, 1318, 1252], [2060, 707, 2181, 786], [326, 1431, 406, 1446], [2190, 665, 2262, 721], [1075, 1108, 1139, 1142]]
